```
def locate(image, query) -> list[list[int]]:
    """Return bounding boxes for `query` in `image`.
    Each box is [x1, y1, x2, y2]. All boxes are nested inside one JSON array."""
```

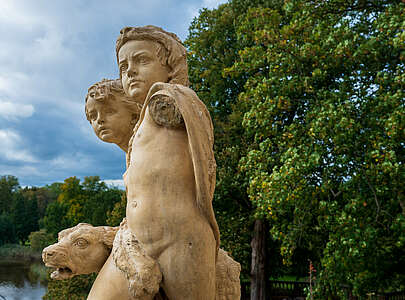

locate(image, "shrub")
[[29, 229, 55, 252]]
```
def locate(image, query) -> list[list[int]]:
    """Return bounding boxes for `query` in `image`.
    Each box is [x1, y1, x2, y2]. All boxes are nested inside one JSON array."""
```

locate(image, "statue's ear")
[[102, 226, 119, 249]]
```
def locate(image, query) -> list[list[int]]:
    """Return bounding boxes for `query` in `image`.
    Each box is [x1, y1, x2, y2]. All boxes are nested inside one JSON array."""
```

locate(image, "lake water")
[[0, 260, 47, 300]]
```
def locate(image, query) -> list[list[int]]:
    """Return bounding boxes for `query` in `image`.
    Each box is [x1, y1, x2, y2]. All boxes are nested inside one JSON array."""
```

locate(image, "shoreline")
[[0, 244, 42, 262]]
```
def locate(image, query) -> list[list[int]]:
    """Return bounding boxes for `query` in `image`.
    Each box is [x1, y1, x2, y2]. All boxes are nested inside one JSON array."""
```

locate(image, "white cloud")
[[0, 129, 37, 162], [0, 100, 34, 119], [28, 27, 74, 65], [187, 0, 227, 20], [0, 73, 30, 97], [103, 179, 125, 190], [0, 1, 39, 26], [202, 0, 227, 8]]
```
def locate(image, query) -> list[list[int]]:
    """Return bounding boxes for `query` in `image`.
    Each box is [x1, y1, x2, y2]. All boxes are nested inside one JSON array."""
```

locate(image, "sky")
[[0, 0, 227, 188]]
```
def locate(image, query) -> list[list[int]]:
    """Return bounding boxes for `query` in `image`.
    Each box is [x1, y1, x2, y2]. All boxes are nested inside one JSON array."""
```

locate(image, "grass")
[[271, 275, 309, 282], [0, 243, 42, 261]]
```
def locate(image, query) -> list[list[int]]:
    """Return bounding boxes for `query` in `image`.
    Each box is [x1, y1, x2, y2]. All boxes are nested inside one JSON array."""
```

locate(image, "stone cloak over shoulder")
[[127, 82, 220, 254]]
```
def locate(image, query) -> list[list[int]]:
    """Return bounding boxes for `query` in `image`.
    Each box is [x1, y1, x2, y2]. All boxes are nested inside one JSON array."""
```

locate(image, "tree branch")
[[365, 174, 380, 223]]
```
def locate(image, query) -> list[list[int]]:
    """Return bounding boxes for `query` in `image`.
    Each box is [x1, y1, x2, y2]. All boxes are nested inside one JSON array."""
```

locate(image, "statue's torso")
[[124, 107, 210, 257]]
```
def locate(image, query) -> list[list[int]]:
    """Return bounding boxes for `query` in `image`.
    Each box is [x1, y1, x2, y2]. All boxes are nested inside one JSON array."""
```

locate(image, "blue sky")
[[0, 0, 226, 188]]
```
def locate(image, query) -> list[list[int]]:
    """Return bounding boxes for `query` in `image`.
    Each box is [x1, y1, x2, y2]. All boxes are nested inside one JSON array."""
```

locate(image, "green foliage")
[[41, 198, 70, 238], [0, 213, 16, 245], [28, 229, 55, 251], [186, 1, 297, 293], [82, 184, 124, 226], [42, 176, 123, 237], [185, 2, 254, 289], [0, 174, 121, 298], [0, 175, 58, 246], [40, 176, 123, 298], [0, 243, 40, 260], [11, 191, 39, 243], [228, 0, 404, 296], [106, 192, 127, 226], [43, 273, 97, 300], [0, 175, 19, 214], [21, 183, 61, 219]]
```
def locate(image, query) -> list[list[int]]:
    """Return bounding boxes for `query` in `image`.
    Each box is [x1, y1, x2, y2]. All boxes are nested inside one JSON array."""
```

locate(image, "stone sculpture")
[[43, 25, 241, 299], [43, 223, 241, 299], [85, 78, 142, 153], [42, 223, 118, 280]]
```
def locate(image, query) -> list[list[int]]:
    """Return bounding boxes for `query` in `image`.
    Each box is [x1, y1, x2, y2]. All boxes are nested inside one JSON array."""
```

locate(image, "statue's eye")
[[120, 63, 128, 73], [138, 55, 149, 64], [74, 238, 89, 248]]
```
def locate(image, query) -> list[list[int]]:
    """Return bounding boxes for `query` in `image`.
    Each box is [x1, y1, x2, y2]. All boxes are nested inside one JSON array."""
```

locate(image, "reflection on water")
[[0, 260, 47, 300]]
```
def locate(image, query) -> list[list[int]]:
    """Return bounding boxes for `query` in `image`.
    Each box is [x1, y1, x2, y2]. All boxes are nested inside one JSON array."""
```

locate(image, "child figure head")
[[116, 25, 189, 103], [85, 79, 141, 153]]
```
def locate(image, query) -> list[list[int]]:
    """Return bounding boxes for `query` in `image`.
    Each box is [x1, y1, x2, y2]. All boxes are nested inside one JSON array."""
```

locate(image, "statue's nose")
[[42, 246, 55, 261]]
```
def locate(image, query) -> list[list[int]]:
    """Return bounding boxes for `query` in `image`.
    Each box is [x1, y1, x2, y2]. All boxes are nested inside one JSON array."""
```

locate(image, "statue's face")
[[118, 40, 169, 104], [86, 90, 133, 149]]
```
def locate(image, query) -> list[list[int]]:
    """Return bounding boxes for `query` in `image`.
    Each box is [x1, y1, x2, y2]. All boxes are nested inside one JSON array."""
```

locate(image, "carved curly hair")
[[84, 78, 142, 122]]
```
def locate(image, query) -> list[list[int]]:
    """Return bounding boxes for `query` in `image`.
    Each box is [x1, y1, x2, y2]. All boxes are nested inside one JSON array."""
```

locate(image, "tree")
[[81, 176, 123, 226], [21, 183, 62, 219], [41, 196, 70, 238], [10, 191, 39, 243], [0, 175, 19, 214], [0, 213, 16, 245], [186, 1, 285, 298], [41, 176, 122, 237], [41, 176, 121, 299], [29, 229, 55, 251], [106, 192, 127, 227], [228, 0, 404, 297], [186, 3, 253, 297]]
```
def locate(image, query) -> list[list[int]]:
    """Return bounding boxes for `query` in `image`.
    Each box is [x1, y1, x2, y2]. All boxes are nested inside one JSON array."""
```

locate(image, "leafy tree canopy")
[[227, 0, 404, 296]]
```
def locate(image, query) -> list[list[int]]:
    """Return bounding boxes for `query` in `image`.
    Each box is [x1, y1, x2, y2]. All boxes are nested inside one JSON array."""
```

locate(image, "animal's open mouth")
[[46, 264, 75, 280]]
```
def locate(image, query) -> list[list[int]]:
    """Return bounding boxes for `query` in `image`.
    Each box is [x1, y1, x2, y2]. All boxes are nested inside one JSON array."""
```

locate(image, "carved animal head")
[[42, 223, 118, 280]]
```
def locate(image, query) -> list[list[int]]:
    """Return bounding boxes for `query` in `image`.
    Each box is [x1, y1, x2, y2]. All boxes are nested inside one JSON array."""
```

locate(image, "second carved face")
[[86, 89, 134, 149]]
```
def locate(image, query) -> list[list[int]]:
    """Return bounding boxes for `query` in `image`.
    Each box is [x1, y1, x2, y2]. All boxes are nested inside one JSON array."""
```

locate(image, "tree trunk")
[[250, 219, 268, 300]]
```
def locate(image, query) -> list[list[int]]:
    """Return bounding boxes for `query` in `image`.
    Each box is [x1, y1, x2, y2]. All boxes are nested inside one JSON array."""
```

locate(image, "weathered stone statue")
[[43, 223, 241, 299], [43, 25, 241, 299], [84, 78, 141, 153]]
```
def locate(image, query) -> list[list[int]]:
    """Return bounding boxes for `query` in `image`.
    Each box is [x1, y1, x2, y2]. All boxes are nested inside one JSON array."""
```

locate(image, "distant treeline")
[[0, 175, 125, 248]]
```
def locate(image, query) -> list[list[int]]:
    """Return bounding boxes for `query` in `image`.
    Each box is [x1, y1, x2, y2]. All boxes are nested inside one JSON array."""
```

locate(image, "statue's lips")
[[99, 128, 111, 136], [129, 80, 143, 88]]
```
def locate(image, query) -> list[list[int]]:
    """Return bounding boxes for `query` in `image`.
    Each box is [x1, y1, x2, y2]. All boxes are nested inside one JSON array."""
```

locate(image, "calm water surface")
[[0, 260, 47, 300]]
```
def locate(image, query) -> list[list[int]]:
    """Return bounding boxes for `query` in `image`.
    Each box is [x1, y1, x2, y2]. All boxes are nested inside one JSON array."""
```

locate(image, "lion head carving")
[[42, 223, 118, 280]]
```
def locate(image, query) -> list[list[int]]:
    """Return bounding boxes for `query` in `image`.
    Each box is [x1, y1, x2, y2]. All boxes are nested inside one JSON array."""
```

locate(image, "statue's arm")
[[148, 94, 184, 129]]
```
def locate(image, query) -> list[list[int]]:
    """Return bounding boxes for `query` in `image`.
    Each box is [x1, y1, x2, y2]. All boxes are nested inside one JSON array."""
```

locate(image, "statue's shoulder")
[[147, 83, 187, 129]]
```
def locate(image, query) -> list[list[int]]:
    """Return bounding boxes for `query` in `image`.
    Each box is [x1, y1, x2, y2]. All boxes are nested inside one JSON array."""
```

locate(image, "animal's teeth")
[[50, 270, 59, 279]]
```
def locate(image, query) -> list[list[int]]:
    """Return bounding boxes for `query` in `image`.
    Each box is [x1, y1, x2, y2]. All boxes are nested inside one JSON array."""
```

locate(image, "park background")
[[0, 0, 404, 299]]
